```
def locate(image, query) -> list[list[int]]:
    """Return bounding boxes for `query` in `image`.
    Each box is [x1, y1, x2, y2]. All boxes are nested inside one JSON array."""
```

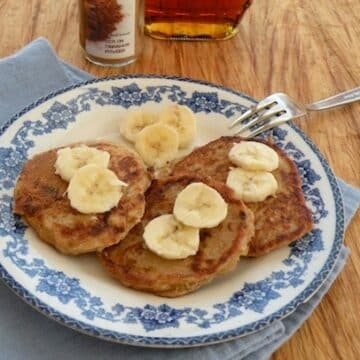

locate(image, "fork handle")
[[306, 86, 360, 111]]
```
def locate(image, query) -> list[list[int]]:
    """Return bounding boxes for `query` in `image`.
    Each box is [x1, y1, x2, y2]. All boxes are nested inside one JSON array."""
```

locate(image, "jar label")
[[85, 0, 135, 60]]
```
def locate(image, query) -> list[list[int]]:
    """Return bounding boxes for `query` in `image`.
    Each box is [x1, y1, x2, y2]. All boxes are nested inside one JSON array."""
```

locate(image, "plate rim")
[[0, 74, 345, 347]]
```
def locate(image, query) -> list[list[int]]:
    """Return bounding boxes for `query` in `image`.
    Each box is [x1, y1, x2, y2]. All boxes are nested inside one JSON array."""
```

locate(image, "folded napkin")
[[0, 38, 359, 360]]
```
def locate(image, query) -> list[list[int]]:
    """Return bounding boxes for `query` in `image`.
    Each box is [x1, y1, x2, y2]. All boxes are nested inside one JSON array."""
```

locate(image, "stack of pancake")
[[14, 137, 313, 297]]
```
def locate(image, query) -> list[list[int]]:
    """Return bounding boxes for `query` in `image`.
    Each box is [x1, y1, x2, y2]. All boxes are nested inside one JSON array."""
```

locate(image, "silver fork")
[[229, 87, 360, 138]]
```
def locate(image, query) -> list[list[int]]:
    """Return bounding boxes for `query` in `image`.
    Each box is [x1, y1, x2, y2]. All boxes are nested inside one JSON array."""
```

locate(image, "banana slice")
[[135, 123, 179, 168], [226, 168, 278, 202], [159, 104, 197, 148], [143, 214, 200, 260], [229, 141, 279, 172], [173, 182, 228, 228], [120, 109, 158, 143], [67, 164, 127, 214], [55, 145, 110, 182]]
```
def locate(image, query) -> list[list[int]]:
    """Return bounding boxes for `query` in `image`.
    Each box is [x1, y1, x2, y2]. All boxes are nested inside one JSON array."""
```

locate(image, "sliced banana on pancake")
[[67, 164, 127, 214], [226, 167, 278, 202], [159, 104, 197, 148], [143, 214, 200, 260], [120, 109, 158, 143], [173, 182, 228, 228], [55, 145, 110, 182], [135, 123, 179, 168], [229, 141, 279, 171]]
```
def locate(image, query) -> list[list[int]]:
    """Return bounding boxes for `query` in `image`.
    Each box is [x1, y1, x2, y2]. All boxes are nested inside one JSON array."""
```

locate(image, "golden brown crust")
[[171, 136, 313, 257], [98, 175, 254, 297], [13, 142, 151, 255]]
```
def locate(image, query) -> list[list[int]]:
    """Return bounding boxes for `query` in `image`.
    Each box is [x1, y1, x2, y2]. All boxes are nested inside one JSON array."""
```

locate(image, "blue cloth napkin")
[[0, 38, 359, 360]]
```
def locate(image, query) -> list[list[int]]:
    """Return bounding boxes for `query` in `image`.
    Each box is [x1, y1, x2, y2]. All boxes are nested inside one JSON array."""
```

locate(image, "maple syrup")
[[145, 0, 252, 40]]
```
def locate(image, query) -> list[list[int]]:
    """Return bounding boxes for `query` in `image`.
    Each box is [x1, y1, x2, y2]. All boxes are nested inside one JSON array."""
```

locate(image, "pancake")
[[171, 136, 313, 256], [98, 175, 254, 297], [13, 142, 151, 255]]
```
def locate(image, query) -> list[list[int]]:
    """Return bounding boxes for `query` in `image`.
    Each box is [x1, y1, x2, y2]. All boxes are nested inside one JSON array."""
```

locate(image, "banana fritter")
[[98, 175, 254, 297], [171, 136, 313, 256], [13, 142, 151, 255]]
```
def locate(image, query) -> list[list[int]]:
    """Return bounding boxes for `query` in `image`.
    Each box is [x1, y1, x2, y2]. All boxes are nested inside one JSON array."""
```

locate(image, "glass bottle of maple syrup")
[[144, 0, 252, 40], [79, 0, 144, 67]]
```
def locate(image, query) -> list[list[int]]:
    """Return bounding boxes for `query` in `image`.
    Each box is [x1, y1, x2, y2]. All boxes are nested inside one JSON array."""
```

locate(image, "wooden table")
[[1, 0, 359, 358]]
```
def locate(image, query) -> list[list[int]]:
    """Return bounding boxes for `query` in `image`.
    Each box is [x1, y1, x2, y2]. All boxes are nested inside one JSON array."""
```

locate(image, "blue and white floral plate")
[[0, 76, 344, 347]]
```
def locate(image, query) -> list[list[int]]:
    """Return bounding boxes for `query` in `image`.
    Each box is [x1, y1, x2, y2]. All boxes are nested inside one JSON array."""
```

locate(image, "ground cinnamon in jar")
[[79, 0, 144, 67]]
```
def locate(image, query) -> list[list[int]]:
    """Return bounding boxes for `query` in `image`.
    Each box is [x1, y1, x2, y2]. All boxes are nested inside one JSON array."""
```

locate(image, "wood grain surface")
[[0, 0, 359, 358]]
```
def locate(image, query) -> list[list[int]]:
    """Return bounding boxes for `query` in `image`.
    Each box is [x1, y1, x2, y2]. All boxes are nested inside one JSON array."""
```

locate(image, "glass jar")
[[144, 0, 252, 41], [79, 0, 144, 67]]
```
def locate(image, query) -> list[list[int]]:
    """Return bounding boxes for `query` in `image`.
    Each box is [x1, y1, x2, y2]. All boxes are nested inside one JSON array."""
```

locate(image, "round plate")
[[0, 76, 344, 347]]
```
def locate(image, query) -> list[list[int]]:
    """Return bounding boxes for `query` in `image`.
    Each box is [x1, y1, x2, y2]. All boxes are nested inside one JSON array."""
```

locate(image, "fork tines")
[[229, 93, 306, 138]]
